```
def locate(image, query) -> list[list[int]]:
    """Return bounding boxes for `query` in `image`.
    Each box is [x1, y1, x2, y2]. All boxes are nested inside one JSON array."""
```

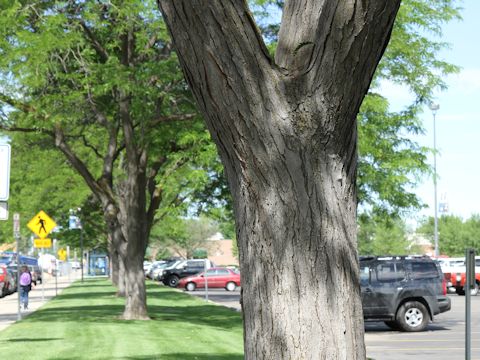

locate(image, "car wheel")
[[396, 301, 429, 332], [186, 282, 196, 291], [225, 282, 236, 292], [456, 288, 466, 296], [384, 321, 401, 330], [167, 275, 180, 287]]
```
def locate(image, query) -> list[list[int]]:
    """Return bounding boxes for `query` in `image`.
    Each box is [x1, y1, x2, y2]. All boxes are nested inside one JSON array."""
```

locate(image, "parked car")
[[143, 261, 152, 273], [439, 256, 480, 296], [0, 265, 16, 297], [179, 267, 241, 291], [153, 260, 187, 282], [360, 255, 451, 332], [145, 261, 167, 279], [161, 259, 215, 287]]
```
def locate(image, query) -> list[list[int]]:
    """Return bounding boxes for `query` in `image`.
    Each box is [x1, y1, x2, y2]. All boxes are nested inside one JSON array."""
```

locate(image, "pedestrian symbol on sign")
[[37, 216, 47, 234]]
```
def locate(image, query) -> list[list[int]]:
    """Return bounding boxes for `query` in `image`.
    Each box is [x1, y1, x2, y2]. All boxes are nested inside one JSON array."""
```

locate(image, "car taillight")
[[442, 278, 447, 296]]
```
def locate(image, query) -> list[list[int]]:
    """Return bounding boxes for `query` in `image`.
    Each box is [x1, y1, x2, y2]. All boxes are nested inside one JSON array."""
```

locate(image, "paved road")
[[366, 295, 480, 360], [185, 288, 480, 360], [0, 271, 79, 332], [188, 287, 242, 310]]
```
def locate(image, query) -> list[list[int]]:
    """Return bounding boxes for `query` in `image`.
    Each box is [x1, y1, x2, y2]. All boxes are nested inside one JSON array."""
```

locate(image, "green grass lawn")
[[0, 279, 244, 359]]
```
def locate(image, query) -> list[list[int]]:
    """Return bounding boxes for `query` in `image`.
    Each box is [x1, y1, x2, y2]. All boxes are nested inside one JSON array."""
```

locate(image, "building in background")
[[206, 233, 238, 266]]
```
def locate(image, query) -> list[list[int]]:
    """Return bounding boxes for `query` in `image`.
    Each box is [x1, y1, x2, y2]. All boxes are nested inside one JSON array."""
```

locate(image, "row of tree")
[[0, 0, 463, 357], [358, 214, 480, 257]]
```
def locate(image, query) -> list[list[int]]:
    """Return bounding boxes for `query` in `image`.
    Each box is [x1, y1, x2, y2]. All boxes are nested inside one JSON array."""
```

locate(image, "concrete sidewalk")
[[0, 271, 79, 332]]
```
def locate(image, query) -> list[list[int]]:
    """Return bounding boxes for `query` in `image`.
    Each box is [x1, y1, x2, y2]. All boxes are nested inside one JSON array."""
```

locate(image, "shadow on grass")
[[55, 291, 118, 300], [124, 354, 243, 360], [26, 305, 125, 322], [51, 356, 242, 360], [69, 282, 111, 288], [26, 278, 241, 331], [26, 304, 241, 330], [2, 337, 63, 342]]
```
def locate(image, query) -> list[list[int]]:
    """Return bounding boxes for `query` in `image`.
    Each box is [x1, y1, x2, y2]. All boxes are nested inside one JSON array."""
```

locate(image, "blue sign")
[[69, 215, 82, 229]]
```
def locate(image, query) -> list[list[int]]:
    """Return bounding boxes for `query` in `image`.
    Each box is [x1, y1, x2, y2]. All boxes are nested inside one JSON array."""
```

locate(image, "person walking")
[[19, 265, 33, 310]]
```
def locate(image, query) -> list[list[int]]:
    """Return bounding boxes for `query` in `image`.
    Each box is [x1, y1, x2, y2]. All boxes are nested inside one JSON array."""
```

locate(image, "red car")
[[0, 265, 16, 297], [179, 267, 240, 292]]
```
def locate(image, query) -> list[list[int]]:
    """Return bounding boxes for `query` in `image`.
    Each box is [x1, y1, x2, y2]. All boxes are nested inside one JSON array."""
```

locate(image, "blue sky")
[[424, 0, 480, 221], [381, 0, 480, 222]]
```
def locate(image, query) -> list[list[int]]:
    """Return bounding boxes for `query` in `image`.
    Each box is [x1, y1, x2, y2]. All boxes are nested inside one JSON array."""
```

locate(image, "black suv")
[[161, 259, 214, 287], [360, 256, 451, 332]]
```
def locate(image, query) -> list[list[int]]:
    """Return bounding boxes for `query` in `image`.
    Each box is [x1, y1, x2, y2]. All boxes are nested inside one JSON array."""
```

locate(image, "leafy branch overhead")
[[0, 0, 217, 219]]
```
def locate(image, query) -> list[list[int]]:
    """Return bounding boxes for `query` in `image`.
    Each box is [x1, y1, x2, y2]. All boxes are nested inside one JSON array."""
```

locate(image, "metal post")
[[429, 103, 440, 257], [13, 213, 21, 320], [41, 257, 45, 301], [465, 248, 475, 360], [80, 228, 84, 282], [204, 260, 209, 302], [16, 234, 21, 320], [55, 258, 58, 296]]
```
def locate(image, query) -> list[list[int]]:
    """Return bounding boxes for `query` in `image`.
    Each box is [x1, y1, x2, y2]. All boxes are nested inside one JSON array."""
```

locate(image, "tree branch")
[[0, 124, 54, 137], [0, 93, 36, 113], [53, 125, 109, 201], [135, 34, 158, 64], [79, 20, 109, 62], [149, 113, 197, 127]]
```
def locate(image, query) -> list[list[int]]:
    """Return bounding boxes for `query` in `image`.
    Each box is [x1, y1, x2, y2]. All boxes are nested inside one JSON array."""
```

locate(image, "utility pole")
[[429, 102, 440, 257]]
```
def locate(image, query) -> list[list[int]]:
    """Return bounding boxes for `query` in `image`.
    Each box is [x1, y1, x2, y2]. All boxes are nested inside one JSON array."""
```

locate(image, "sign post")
[[69, 211, 83, 282], [465, 248, 475, 360], [27, 211, 57, 299], [13, 213, 21, 320]]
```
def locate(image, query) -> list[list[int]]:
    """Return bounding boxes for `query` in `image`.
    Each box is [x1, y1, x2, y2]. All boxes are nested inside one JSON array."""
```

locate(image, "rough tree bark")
[[158, 1, 401, 358], [107, 219, 127, 297]]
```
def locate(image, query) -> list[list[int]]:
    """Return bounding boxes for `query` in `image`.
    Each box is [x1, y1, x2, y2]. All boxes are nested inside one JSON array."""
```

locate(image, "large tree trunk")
[[118, 160, 149, 320], [159, 1, 401, 358]]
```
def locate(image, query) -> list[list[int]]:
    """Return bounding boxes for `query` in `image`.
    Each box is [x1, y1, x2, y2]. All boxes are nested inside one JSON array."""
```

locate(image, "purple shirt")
[[20, 272, 31, 286]]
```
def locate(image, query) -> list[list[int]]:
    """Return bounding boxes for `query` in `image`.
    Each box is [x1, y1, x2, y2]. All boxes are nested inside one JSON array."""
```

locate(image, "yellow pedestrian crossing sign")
[[27, 211, 57, 238], [58, 248, 67, 261], [34, 238, 52, 248]]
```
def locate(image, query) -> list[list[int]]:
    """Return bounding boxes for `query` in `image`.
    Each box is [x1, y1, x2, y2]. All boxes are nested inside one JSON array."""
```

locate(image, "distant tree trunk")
[[112, 231, 127, 297], [108, 235, 118, 285], [159, 1, 401, 358]]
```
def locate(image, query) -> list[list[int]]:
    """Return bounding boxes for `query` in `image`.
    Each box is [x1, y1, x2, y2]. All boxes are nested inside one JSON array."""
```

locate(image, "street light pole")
[[429, 103, 440, 258]]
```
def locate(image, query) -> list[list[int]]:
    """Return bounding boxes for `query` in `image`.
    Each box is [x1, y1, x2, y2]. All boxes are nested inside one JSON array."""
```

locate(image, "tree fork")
[[158, 0, 401, 358]]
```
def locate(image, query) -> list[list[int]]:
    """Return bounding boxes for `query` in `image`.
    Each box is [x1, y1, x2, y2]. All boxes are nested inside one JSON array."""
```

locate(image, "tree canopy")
[[417, 215, 480, 256]]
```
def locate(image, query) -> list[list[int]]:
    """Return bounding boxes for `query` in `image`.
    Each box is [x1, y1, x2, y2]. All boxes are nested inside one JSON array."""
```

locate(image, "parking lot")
[[365, 294, 480, 360], [187, 288, 480, 360]]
